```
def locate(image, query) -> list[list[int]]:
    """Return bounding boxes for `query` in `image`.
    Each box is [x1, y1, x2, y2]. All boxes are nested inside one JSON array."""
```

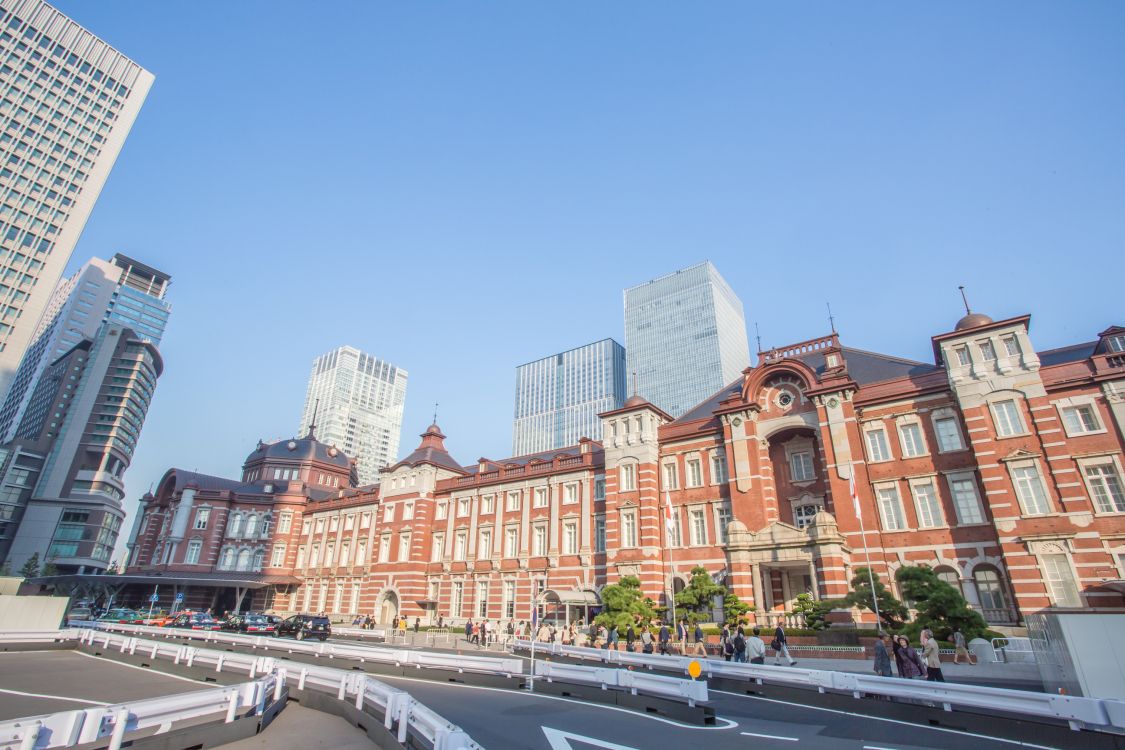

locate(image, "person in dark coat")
[[658, 622, 671, 655], [895, 635, 926, 679], [873, 633, 893, 677], [625, 623, 637, 652], [773, 624, 797, 665]]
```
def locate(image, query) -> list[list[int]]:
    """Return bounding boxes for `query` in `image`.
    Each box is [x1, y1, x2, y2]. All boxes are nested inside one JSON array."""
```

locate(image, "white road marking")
[[74, 650, 214, 684], [543, 726, 641, 750], [863, 746, 900, 750], [711, 689, 1061, 750], [742, 731, 799, 741], [0, 687, 108, 705], [375, 672, 739, 730]]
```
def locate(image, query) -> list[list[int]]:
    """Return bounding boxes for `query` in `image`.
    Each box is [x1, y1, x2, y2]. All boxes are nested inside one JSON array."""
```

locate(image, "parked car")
[[141, 611, 176, 627], [277, 614, 331, 641], [166, 612, 221, 631], [97, 608, 142, 624], [67, 606, 94, 621], [221, 613, 277, 635]]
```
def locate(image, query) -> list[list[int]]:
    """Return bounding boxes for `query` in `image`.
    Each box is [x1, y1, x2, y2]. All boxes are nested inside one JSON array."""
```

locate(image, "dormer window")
[[826, 352, 840, 368], [1108, 335, 1125, 353], [979, 340, 997, 362], [1002, 335, 1021, 357], [954, 346, 971, 366]]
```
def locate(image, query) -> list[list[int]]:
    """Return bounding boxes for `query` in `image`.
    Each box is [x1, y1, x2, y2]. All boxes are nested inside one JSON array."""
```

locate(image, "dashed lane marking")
[[0, 687, 108, 706], [742, 731, 800, 741]]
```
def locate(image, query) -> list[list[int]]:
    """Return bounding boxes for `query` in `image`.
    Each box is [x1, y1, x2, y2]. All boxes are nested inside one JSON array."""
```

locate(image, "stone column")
[[807, 559, 820, 600]]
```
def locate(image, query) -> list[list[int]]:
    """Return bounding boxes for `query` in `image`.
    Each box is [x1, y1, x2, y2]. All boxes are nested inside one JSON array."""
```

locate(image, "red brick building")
[[123, 313, 1125, 627]]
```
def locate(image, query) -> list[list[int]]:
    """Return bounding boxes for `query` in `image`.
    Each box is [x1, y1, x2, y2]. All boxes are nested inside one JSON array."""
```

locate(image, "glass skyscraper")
[[0, 0, 154, 393], [624, 261, 750, 418], [299, 346, 408, 486], [513, 338, 626, 456]]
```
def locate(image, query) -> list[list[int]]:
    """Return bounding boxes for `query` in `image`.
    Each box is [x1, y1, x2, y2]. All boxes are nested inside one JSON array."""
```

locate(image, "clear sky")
[[48, 1, 1125, 562]]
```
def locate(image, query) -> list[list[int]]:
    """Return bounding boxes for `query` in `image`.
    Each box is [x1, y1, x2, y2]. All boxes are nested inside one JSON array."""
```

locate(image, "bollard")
[[225, 691, 239, 723], [355, 677, 365, 709], [397, 699, 410, 743], [106, 709, 129, 750], [337, 674, 347, 700], [216, 654, 225, 673]]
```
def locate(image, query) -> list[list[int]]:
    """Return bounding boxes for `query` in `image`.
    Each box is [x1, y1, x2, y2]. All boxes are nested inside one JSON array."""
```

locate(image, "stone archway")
[[378, 591, 400, 624]]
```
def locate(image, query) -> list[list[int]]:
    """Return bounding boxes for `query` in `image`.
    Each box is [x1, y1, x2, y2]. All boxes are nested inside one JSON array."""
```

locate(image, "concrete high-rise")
[[0, 0, 154, 392], [0, 253, 170, 442], [512, 338, 626, 456], [299, 346, 407, 486], [624, 261, 750, 418]]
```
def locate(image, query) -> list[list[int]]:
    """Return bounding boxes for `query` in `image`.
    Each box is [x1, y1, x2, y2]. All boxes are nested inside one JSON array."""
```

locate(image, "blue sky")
[[49, 1, 1125, 556]]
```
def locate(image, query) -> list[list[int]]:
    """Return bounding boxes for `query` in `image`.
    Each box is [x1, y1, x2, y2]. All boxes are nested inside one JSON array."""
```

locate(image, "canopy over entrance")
[[540, 588, 600, 626]]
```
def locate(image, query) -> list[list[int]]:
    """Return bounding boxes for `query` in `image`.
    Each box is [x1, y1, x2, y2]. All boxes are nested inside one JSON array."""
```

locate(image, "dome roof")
[[954, 312, 994, 331], [623, 394, 649, 408], [247, 436, 350, 469]]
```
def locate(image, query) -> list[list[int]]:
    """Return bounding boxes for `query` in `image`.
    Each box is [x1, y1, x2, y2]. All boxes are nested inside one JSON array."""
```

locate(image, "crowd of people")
[[872, 627, 974, 680]]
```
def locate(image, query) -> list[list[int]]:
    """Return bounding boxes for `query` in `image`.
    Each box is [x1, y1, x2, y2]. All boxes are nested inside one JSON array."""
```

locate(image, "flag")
[[664, 490, 676, 538], [850, 466, 862, 521]]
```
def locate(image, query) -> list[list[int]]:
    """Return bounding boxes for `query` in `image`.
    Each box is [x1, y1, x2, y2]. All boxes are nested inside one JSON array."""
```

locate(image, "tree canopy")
[[895, 565, 989, 641], [844, 566, 907, 630], [595, 576, 657, 630], [18, 552, 40, 580]]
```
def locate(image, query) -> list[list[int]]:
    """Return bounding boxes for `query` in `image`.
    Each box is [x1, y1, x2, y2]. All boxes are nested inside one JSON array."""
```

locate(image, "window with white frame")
[[594, 477, 606, 500], [620, 464, 636, 491], [594, 516, 606, 552], [507, 491, 521, 511], [228, 513, 244, 538], [402, 502, 415, 520], [244, 514, 259, 538], [667, 509, 682, 547], [505, 527, 519, 557], [979, 340, 997, 362], [481, 495, 495, 514], [432, 533, 445, 562], [910, 479, 944, 528], [278, 511, 292, 534], [378, 535, 390, 563], [503, 580, 516, 618], [563, 483, 578, 504], [325, 541, 335, 566], [398, 532, 411, 561], [662, 462, 678, 490], [220, 547, 235, 570], [309, 544, 320, 567], [621, 510, 638, 547], [790, 451, 814, 482], [991, 399, 1025, 437], [252, 550, 264, 571], [876, 484, 907, 531], [193, 507, 210, 530], [185, 539, 202, 564], [435, 502, 447, 520], [344, 514, 355, 531], [479, 527, 492, 557], [933, 414, 965, 452], [383, 505, 395, 523], [689, 508, 707, 546], [532, 525, 547, 556], [1002, 335, 1021, 357], [314, 518, 325, 534], [270, 543, 285, 567], [477, 581, 489, 618], [715, 505, 732, 544], [1060, 404, 1102, 436], [454, 530, 467, 560], [1010, 463, 1051, 515], [1082, 460, 1125, 514], [686, 458, 703, 487], [328, 516, 339, 533], [356, 539, 366, 565], [1041, 553, 1081, 607], [1108, 335, 1125, 353], [533, 487, 548, 508], [954, 346, 971, 366], [711, 452, 727, 484], [451, 581, 463, 617], [793, 502, 822, 530], [948, 473, 985, 523], [898, 422, 927, 458], [296, 545, 306, 568], [865, 427, 891, 462], [340, 541, 350, 566], [457, 498, 470, 517], [563, 521, 578, 554]]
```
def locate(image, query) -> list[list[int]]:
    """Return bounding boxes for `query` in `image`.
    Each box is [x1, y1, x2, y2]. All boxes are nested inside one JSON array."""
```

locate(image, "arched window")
[[236, 548, 252, 571], [220, 547, 235, 570], [244, 514, 258, 538], [228, 513, 243, 538], [252, 549, 265, 571], [973, 565, 1008, 610], [934, 566, 962, 593]]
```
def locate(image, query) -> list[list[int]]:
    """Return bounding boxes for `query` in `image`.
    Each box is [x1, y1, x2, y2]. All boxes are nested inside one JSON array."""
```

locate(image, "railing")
[[0, 668, 279, 750], [979, 607, 1019, 625], [532, 660, 707, 706], [992, 637, 1038, 664], [511, 639, 1125, 732]]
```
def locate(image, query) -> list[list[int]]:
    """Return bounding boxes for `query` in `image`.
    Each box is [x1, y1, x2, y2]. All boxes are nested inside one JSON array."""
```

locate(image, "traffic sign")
[[149, 593, 159, 603], [687, 659, 702, 680], [175, 592, 184, 602]]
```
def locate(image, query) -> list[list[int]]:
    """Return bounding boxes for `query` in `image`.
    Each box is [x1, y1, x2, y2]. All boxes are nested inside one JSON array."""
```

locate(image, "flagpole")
[[664, 491, 676, 627], [528, 573, 538, 693], [851, 463, 882, 629]]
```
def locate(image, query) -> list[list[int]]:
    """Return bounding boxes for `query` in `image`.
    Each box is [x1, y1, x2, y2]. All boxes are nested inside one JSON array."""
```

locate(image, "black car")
[[277, 614, 331, 641], [221, 613, 277, 635], [166, 612, 221, 631]]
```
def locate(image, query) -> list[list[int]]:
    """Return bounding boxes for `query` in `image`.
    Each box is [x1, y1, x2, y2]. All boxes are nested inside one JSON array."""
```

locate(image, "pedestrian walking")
[[413, 617, 420, 634], [922, 629, 945, 682], [625, 622, 637, 653], [895, 636, 926, 679], [732, 626, 748, 663], [608, 623, 619, 651], [772, 624, 797, 666], [721, 624, 733, 661], [747, 627, 767, 664], [640, 625, 654, 654], [465, 619, 475, 646], [676, 618, 689, 655], [691, 622, 707, 656], [952, 628, 975, 665], [873, 633, 893, 677], [658, 622, 671, 655]]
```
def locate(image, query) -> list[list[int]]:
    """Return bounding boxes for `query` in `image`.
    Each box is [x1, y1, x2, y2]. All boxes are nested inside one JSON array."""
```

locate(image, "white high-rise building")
[[0, 0, 154, 393], [512, 338, 626, 456], [624, 261, 750, 418], [298, 346, 407, 486]]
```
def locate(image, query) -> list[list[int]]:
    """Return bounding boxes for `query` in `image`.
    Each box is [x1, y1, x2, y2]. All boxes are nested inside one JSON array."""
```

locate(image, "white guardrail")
[[532, 660, 708, 706], [512, 639, 1125, 733]]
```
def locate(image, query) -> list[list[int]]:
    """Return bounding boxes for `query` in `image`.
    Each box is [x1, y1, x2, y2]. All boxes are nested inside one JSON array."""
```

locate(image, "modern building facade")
[[0, 253, 170, 442], [109, 311, 1125, 628], [298, 346, 407, 486], [0, 0, 154, 392], [512, 338, 626, 456], [624, 261, 750, 418]]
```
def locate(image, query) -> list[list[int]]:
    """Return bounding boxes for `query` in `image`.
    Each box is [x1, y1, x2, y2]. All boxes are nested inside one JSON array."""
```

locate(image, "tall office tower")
[[1, 322, 162, 572], [624, 261, 750, 418], [298, 346, 408, 486], [0, 253, 170, 441], [512, 338, 626, 456], [0, 0, 154, 393]]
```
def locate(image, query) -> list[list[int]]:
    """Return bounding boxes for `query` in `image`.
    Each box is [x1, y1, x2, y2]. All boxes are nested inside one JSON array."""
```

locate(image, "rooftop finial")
[[432, 401, 439, 425], [307, 398, 319, 439], [631, 371, 638, 397], [958, 285, 972, 315], [755, 322, 762, 353], [827, 302, 836, 334]]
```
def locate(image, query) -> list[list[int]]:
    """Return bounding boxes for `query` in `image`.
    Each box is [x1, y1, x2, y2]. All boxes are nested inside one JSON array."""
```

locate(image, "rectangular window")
[[667, 510, 682, 547], [686, 458, 703, 487], [398, 533, 411, 560], [185, 540, 201, 564], [402, 502, 414, 520], [877, 485, 907, 531], [563, 521, 578, 554], [193, 507, 210, 530], [622, 511, 637, 547], [533, 487, 548, 508], [435, 502, 448, 520], [1011, 465, 1051, 515], [454, 531, 467, 560], [689, 509, 706, 546], [477, 581, 488, 618], [481, 495, 495, 514], [992, 400, 1024, 437], [620, 464, 636, 491], [1042, 554, 1081, 608], [594, 517, 606, 552], [865, 428, 891, 462], [457, 498, 470, 517], [504, 580, 516, 619], [1002, 336, 1021, 357], [1108, 335, 1125, 353], [379, 536, 390, 563], [949, 475, 985, 524], [790, 451, 814, 482], [532, 525, 547, 556], [594, 478, 606, 500], [715, 506, 732, 544], [270, 544, 285, 567], [360, 512, 371, 529], [355, 540, 366, 565], [344, 514, 355, 531], [451, 582, 463, 617], [507, 492, 521, 511], [505, 527, 518, 557], [563, 484, 578, 505], [278, 512, 292, 534], [911, 480, 943, 528], [662, 462, 678, 490], [711, 453, 727, 484], [979, 340, 997, 362], [899, 423, 926, 457], [432, 533, 445, 562], [1085, 464, 1125, 514], [479, 528, 492, 557], [933, 417, 964, 452], [383, 505, 395, 523], [954, 346, 971, 366], [329, 516, 339, 533], [1061, 405, 1100, 435]]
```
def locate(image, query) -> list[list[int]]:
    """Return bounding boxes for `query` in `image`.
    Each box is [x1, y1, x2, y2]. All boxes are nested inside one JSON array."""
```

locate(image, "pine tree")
[[844, 566, 907, 630], [674, 566, 727, 623], [595, 576, 657, 630], [895, 565, 989, 641], [18, 552, 40, 580]]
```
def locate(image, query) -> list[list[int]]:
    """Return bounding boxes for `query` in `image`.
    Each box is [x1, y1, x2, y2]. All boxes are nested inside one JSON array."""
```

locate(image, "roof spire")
[[958, 285, 972, 315], [755, 322, 762, 353], [826, 302, 836, 334], [631, 371, 637, 397], [306, 398, 319, 439], [432, 401, 439, 425]]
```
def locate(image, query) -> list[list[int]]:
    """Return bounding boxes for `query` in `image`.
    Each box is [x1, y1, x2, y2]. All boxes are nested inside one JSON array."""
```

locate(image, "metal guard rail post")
[[509, 638, 1125, 732]]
